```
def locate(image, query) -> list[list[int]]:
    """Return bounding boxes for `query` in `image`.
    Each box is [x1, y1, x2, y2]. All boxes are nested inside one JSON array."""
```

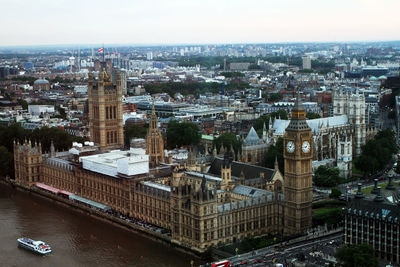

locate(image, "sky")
[[1, 0, 400, 46]]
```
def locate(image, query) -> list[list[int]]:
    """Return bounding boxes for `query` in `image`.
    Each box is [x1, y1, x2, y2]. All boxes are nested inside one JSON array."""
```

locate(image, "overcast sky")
[[1, 0, 399, 46]]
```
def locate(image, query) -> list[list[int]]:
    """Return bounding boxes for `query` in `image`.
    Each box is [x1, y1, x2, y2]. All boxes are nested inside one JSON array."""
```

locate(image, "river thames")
[[0, 183, 202, 267]]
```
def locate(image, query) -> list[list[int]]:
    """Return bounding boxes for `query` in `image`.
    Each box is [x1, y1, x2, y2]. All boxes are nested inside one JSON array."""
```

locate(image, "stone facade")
[[332, 89, 366, 156], [240, 123, 270, 164], [283, 97, 313, 236], [88, 70, 124, 150], [146, 100, 165, 167]]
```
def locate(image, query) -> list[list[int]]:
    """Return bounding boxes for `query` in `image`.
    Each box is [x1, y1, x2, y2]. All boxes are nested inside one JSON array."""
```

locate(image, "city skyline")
[[1, 0, 400, 46]]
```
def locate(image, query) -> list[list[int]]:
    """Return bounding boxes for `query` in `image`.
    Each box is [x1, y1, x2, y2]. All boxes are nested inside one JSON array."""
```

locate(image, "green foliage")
[[313, 166, 340, 187], [220, 72, 244, 78], [312, 207, 343, 226], [253, 110, 288, 133], [354, 129, 397, 176], [166, 121, 201, 149], [0, 146, 13, 178], [312, 200, 346, 209], [267, 93, 283, 102], [57, 106, 67, 120], [17, 99, 28, 110], [144, 81, 249, 98], [212, 132, 241, 159], [329, 187, 342, 199], [236, 235, 281, 253], [263, 137, 284, 174], [124, 124, 149, 147], [0, 124, 86, 179], [335, 243, 378, 267], [298, 69, 314, 73], [306, 112, 321, 119]]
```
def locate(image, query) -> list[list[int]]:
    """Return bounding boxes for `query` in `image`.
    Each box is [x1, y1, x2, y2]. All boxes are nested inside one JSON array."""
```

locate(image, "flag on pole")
[[98, 48, 103, 53]]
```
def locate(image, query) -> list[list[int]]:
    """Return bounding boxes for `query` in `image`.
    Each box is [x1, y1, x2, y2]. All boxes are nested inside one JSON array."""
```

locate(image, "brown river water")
[[0, 183, 203, 267]]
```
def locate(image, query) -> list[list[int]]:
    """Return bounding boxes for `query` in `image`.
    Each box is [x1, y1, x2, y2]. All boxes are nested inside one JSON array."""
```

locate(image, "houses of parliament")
[[13, 68, 312, 252]]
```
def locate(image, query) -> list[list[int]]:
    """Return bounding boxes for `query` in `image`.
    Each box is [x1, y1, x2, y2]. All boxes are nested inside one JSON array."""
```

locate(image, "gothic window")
[[106, 107, 109, 119], [341, 144, 344, 155], [337, 104, 340, 113], [107, 132, 110, 144], [113, 106, 117, 119]]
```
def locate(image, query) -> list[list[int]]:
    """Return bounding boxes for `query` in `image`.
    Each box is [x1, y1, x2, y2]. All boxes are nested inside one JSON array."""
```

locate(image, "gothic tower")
[[283, 95, 313, 236], [146, 100, 165, 167], [88, 69, 124, 150], [220, 145, 234, 191], [14, 139, 42, 187]]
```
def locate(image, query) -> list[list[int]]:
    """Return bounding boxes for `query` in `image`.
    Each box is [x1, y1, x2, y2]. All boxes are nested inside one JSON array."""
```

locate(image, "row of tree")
[[354, 129, 397, 176], [0, 124, 86, 179], [143, 81, 249, 98]]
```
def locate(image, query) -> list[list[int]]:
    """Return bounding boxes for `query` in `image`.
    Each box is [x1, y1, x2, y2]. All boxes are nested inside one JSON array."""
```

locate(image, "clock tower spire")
[[283, 93, 313, 236]]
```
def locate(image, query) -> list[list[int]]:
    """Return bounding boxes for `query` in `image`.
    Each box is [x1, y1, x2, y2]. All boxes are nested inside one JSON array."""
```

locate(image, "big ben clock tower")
[[284, 95, 313, 236]]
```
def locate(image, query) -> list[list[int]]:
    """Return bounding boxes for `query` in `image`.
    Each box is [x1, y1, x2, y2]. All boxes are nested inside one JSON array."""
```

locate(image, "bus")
[[211, 260, 230, 267]]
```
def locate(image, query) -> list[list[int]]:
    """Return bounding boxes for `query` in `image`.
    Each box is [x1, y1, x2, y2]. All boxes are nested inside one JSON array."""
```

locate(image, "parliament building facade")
[[13, 69, 313, 252]]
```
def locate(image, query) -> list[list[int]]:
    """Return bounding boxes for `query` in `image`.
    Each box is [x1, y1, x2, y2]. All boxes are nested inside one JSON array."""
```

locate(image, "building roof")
[[208, 157, 276, 181], [272, 115, 349, 135], [34, 78, 49, 84], [243, 127, 261, 145], [231, 184, 271, 198]]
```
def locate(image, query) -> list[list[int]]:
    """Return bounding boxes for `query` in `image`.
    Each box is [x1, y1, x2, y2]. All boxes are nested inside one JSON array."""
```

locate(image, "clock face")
[[286, 141, 295, 153], [302, 141, 311, 153]]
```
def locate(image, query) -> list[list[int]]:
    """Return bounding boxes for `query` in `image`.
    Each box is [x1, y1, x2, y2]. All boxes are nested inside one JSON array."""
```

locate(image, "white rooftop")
[[80, 148, 149, 177]]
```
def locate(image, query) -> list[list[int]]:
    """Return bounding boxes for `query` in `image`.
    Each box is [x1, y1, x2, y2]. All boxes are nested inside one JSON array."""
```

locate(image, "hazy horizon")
[[1, 0, 400, 47]]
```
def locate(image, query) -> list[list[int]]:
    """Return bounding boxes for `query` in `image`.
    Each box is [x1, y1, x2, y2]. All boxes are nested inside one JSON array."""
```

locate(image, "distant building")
[[302, 56, 312, 69], [344, 179, 400, 265], [28, 105, 55, 116], [33, 78, 50, 90], [230, 62, 250, 71]]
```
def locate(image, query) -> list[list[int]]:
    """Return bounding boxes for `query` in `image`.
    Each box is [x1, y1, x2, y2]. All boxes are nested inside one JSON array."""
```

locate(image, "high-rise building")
[[284, 96, 313, 236], [302, 55, 312, 70], [88, 69, 124, 150], [146, 101, 165, 167]]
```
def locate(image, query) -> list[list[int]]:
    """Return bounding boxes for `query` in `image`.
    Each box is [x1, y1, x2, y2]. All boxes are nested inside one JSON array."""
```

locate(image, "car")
[[240, 260, 248, 265], [253, 259, 262, 263]]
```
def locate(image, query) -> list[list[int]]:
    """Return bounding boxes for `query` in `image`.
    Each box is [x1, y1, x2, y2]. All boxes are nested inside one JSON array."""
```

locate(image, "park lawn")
[[361, 182, 398, 194]]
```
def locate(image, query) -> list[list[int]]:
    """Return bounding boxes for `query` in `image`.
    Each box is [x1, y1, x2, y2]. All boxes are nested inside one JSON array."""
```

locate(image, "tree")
[[396, 160, 400, 174], [263, 137, 284, 174], [306, 112, 321, 119], [57, 106, 67, 120], [212, 132, 241, 159], [329, 187, 342, 199], [0, 146, 13, 178], [267, 93, 283, 102], [17, 99, 28, 110], [313, 166, 340, 187], [124, 124, 149, 147], [166, 121, 201, 149], [335, 243, 378, 267], [354, 130, 397, 176]]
